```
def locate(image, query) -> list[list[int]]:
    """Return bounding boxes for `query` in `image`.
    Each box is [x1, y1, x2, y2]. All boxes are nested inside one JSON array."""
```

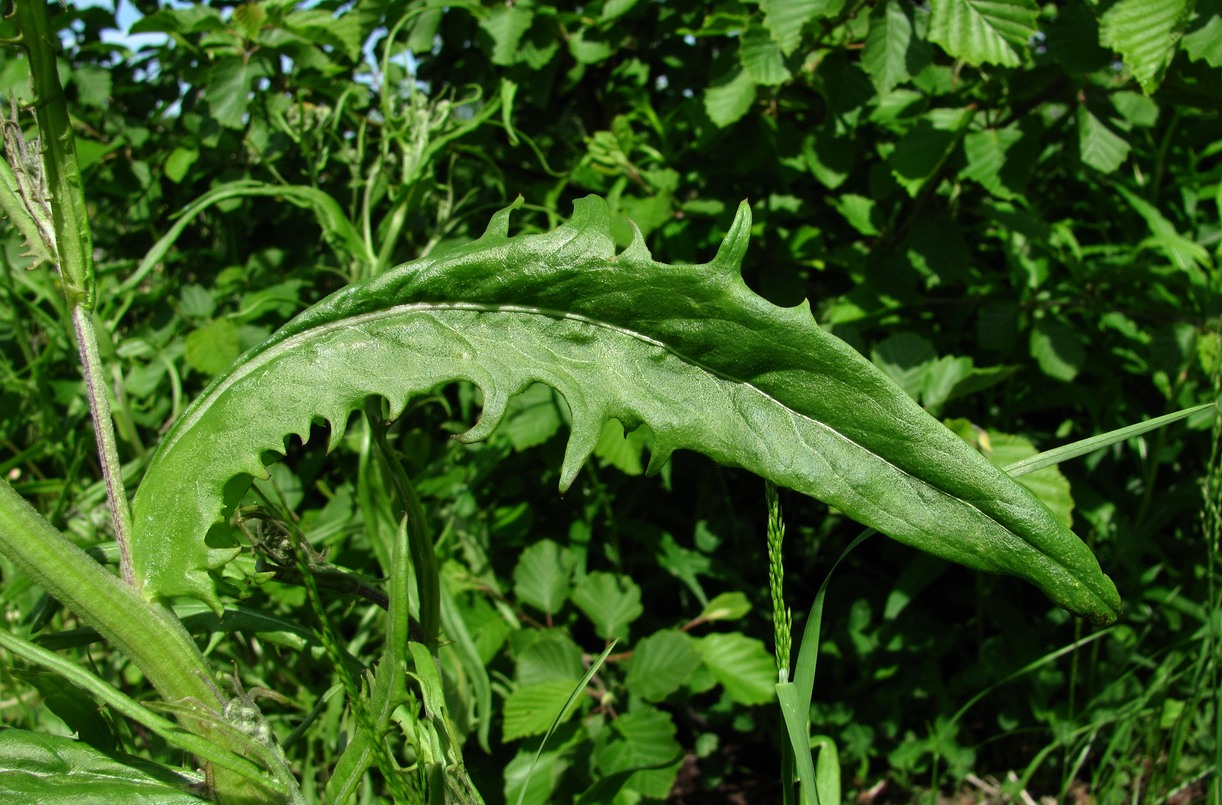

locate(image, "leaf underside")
[[130, 196, 1120, 623]]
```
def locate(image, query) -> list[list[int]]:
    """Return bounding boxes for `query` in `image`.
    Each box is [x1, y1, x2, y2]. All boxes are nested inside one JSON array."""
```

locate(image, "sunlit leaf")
[[1100, 0, 1191, 93], [927, 0, 1039, 67]]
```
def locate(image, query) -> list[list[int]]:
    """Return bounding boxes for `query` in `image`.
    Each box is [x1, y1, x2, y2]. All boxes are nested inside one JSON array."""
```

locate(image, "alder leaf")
[[130, 196, 1121, 623]]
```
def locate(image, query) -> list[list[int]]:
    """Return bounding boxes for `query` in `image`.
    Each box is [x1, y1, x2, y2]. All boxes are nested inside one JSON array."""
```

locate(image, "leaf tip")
[[558, 418, 604, 492], [710, 200, 752, 276], [480, 196, 525, 242]]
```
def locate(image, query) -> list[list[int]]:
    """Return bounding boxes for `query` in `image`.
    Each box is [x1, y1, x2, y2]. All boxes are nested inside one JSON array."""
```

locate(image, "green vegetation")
[[0, 0, 1218, 802]]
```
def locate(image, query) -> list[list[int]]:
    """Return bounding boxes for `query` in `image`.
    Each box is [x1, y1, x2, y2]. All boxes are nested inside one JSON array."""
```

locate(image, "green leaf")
[[503, 679, 582, 741], [513, 541, 575, 617], [703, 69, 756, 128], [572, 572, 644, 640], [480, 5, 534, 66], [1030, 317, 1085, 382], [699, 591, 751, 622], [502, 384, 565, 452], [831, 193, 883, 236], [164, 147, 199, 184], [514, 629, 585, 686], [741, 26, 792, 86], [872, 332, 936, 400], [760, 0, 845, 56], [1181, 0, 1222, 67], [625, 630, 703, 701], [700, 632, 777, 705], [887, 107, 973, 196], [130, 197, 1121, 623], [205, 57, 258, 130], [1100, 0, 1191, 93], [862, 0, 917, 94], [591, 707, 682, 799], [282, 8, 363, 63], [927, 0, 1039, 67], [11, 670, 114, 747], [0, 730, 203, 803], [960, 125, 1031, 199], [184, 320, 241, 377], [1077, 106, 1131, 173], [984, 432, 1074, 528]]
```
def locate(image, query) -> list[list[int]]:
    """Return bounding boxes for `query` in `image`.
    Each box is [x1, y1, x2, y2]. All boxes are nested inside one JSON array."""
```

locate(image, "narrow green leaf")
[[927, 0, 1039, 67], [1100, 0, 1191, 93], [130, 197, 1122, 623]]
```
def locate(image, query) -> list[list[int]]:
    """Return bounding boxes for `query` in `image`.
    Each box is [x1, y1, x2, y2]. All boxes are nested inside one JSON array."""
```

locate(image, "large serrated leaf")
[[130, 196, 1120, 623]]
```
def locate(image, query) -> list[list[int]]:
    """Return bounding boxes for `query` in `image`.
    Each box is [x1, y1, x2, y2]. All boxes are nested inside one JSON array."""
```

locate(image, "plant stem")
[[11, 0, 135, 584], [73, 305, 135, 584]]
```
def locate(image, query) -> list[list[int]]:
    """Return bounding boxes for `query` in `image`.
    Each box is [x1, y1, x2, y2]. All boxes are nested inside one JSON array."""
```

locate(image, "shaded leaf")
[[591, 707, 682, 799], [1078, 106, 1131, 173], [1030, 317, 1085, 382], [513, 541, 575, 618], [703, 68, 756, 127], [760, 0, 844, 56], [1181, 0, 1222, 67]]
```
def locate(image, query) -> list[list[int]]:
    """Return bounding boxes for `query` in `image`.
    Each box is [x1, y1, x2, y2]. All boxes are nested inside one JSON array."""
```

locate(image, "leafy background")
[[1, 0, 1219, 802]]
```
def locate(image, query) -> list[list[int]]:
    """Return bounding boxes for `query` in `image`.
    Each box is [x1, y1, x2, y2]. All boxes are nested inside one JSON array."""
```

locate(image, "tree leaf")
[[513, 541, 575, 618], [625, 630, 702, 701], [700, 633, 776, 705], [862, 0, 917, 95], [703, 68, 756, 128], [1030, 317, 1085, 382], [571, 572, 644, 640], [502, 679, 582, 742], [591, 707, 682, 799], [740, 26, 792, 86], [130, 196, 1121, 623], [1100, 0, 1192, 93], [927, 0, 1039, 67], [760, 0, 844, 56], [1181, 0, 1222, 68], [1078, 106, 1131, 173]]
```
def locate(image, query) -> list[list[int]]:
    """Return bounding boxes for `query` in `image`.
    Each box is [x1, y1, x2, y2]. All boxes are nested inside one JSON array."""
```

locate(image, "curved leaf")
[[130, 196, 1120, 623]]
